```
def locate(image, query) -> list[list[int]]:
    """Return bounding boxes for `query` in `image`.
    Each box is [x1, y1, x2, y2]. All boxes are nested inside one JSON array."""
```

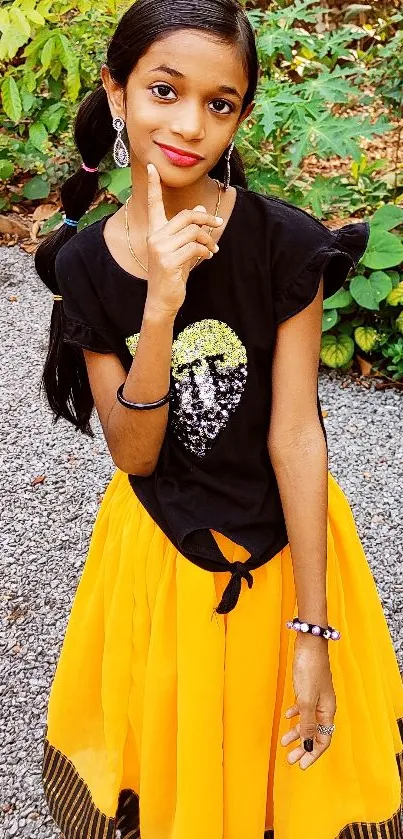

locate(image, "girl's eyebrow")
[[148, 63, 243, 101]]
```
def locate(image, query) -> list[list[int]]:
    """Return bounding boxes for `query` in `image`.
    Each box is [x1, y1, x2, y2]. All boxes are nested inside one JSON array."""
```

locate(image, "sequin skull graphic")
[[125, 319, 248, 458]]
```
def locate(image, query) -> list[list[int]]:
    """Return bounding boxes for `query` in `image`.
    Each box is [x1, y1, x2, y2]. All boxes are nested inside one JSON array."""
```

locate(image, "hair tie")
[[62, 163, 99, 227], [81, 163, 99, 173], [53, 295, 63, 301]]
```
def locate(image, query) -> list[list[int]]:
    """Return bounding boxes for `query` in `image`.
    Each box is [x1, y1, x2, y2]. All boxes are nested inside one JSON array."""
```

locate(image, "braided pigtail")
[[34, 86, 116, 436]]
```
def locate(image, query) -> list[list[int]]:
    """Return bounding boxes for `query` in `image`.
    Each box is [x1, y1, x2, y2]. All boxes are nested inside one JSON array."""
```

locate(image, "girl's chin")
[[146, 163, 208, 184]]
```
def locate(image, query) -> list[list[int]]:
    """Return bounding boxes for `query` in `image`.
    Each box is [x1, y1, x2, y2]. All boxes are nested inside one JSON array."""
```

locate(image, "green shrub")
[[1, 0, 402, 378]]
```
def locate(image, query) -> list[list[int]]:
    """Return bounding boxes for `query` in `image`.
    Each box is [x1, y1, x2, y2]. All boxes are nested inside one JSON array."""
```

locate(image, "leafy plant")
[[320, 204, 403, 378], [0, 0, 131, 209], [237, 1, 399, 216], [1, 0, 402, 378]]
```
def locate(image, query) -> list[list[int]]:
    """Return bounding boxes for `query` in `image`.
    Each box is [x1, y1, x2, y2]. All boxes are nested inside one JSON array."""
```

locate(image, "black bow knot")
[[214, 561, 254, 615]]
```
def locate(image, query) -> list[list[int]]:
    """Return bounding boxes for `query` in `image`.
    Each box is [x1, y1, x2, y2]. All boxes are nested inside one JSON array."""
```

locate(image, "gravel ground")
[[1, 243, 402, 838]]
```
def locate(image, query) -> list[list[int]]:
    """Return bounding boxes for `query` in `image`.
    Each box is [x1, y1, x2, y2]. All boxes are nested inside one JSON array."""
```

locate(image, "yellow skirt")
[[42, 469, 403, 839]]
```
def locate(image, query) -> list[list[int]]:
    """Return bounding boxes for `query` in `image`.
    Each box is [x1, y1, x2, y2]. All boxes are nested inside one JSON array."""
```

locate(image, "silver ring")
[[316, 722, 335, 736]]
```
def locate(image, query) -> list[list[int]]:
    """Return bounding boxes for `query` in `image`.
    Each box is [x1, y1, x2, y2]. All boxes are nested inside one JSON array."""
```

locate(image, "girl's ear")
[[100, 64, 125, 120], [239, 101, 255, 125]]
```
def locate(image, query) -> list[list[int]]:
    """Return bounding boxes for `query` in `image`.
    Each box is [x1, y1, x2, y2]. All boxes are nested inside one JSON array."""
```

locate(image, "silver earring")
[[113, 116, 129, 167], [224, 140, 235, 191]]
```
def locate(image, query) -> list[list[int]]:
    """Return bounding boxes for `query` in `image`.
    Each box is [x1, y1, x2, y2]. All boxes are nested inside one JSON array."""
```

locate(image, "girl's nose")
[[170, 104, 205, 140]]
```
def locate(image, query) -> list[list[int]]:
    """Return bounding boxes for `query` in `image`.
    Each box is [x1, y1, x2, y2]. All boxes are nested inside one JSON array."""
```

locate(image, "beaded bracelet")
[[286, 617, 341, 641]]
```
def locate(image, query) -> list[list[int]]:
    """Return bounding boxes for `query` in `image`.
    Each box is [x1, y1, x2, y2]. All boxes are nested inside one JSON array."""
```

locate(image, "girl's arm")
[[83, 301, 176, 476], [267, 277, 328, 627], [83, 167, 222, 476]]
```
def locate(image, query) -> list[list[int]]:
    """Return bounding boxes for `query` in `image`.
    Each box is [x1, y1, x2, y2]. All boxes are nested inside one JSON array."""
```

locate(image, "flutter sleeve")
[[55, 242, 117, 353], [270, 201, 370, 325]]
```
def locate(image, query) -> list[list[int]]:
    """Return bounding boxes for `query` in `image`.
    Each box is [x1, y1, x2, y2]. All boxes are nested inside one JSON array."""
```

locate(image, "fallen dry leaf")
[[32, 203, 59, 222], [20, 242, 38, 254], [356, 355, 373, 377], [30, 219, 42, 241], [0, 215, 30, 238], [31, 474, 46, 486], [7, 605, 27, 622]]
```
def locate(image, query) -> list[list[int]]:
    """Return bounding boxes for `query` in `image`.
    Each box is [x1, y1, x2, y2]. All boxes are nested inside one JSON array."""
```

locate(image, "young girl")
[[35, 1, 403, 837]]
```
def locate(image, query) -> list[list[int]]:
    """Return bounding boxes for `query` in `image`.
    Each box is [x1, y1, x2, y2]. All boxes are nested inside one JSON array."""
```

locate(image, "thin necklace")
[[124, 178, 223, 273]]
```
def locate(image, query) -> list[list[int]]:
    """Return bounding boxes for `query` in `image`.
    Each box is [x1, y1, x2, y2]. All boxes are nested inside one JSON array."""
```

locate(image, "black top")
[[55, 185, 370, 613]]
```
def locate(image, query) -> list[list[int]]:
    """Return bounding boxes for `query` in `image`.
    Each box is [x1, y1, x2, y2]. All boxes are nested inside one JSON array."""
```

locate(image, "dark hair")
[[35, 0, 259, 437]]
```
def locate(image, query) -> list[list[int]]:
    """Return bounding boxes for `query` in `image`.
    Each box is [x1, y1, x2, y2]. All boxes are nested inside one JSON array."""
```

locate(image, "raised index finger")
[[147, 163, 167, 234]]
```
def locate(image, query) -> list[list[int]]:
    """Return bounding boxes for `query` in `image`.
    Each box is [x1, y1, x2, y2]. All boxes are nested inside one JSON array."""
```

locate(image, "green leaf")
[[10, 6, 31, 40], [386, 282, 403, 306], [23, 69, 37, 93], [117, 186, 132, 205], [23, 28, 53, 59], [349, 271, 393, 310], [259, 100, 282, 137], [50, 60, 62, 82], [20, 85, 35, 112], [396, 311, 403, 335], [259, 29, 295, 62], [22, 176, 50, 200], [322, 309, 338, 331], [66, 59, 81, 100], [354, 326, 380, 352], [102, 166, 132, 199], [320, 333, 355, 368], [56, 32, 74, 71], [29, 121, 49, 152], [40, 211, 64, 235], [0, 17, 26, 61], [77, 202, 118, 231], [41, 102, 65, 134], [323, 287, 352, 310], [0, 160, 14, 180], [246, 9, 264, 30], [370, 203, 403, 231], [389, 271, 401, 288], [363, 230, 403, 270], [41, 36, 56, 71], [303, 68, 360, 105], [1, 76, 22, 122], [286, 111, 392, 170], [25, 8, 45, 26]]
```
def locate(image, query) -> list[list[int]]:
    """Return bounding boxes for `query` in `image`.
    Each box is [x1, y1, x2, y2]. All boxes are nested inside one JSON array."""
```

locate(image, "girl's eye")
[[149, 84, 235, 115], [211, 99, 234, 115], [150, 84, 176, 100]]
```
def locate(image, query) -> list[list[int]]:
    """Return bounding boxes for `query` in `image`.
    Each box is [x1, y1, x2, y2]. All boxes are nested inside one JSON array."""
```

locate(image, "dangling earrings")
[[224, 140, 235, 191], [113, 116, 129, 167]]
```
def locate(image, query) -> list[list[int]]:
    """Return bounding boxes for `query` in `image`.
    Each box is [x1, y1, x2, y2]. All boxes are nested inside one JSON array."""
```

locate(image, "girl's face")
[[102, 28, 254, 183]]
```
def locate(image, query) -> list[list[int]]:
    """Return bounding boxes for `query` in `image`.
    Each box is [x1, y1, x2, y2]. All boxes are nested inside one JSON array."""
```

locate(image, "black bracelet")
[[116, 382, 171, 410]]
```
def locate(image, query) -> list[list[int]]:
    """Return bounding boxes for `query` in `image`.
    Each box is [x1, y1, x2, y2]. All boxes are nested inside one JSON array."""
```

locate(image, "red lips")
[[156, 142, 204, 160]]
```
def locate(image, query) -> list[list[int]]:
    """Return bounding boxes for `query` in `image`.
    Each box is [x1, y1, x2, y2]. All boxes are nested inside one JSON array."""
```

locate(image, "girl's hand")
[[145, 162, 223, 318], [281, 633, 337, 770]]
